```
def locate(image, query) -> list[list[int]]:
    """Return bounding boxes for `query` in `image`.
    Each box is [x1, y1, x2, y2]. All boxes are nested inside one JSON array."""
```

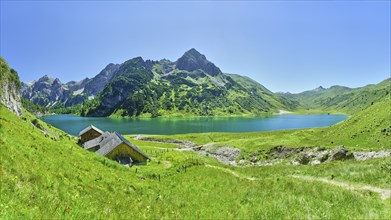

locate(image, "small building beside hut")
[[79, 125, 104, 143], [79, 125, 150, 166]]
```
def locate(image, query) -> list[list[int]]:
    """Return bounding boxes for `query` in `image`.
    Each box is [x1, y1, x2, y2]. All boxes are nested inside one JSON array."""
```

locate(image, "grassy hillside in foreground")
[[1, 103, 390, 219]]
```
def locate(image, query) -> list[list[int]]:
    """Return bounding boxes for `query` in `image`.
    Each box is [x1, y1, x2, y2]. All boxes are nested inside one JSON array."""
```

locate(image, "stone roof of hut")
[[79, 125, 104, 136], [96, 132, 151, 160], [83, 132, 111, 150]]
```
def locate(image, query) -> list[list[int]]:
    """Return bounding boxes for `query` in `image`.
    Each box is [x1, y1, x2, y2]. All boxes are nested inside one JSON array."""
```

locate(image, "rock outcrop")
[[240, 145, 389, 167], [328, 146, 354, 161], [0, 56, 23, 116], [353, 151, 391, 161]]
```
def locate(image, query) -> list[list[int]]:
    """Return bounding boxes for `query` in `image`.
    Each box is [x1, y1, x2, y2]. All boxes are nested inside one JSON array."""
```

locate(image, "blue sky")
[[1, 1, 390, 93]]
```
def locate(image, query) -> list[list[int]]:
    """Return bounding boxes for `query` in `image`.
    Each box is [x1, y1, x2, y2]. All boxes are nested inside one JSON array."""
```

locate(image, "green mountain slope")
[[320, 95, 391, 148], [84, 49, 298, 117], [227, 73, 300, 110], [284, 78, 390, 114]]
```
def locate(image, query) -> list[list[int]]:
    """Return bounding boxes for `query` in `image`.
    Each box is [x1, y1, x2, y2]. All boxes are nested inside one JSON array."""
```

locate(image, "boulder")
[[250, 156, 259, 163], [268, 145, 304, 158], [328, 146, 353, 161], [295, 154, 311, 165]]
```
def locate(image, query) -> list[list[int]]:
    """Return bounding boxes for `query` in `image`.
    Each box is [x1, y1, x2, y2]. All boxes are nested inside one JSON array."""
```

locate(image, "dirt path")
[[144, 146, 192, 152], [205, 164, 391, 200], [205, 164, 258, 181], [291, 175, 391, 200]]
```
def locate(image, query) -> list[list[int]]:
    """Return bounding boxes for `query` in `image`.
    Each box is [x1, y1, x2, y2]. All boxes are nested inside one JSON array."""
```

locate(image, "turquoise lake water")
[[40, 114, 348, 136]]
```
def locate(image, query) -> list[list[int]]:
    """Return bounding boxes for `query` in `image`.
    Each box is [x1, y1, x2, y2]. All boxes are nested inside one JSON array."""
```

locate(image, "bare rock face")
[[83, 63, 120, 96], [353, 151, 391, 161], [22, 75, 71, 107], [0, 79, 22, 116], [176, 48, 222, 76], [214, 146, 241, 163], [65, 77, 90, 91], [22, 63, 121, 108], [0, 57, 23, 116]]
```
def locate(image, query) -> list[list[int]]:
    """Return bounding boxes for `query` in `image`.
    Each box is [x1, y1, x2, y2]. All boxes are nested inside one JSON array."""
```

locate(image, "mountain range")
[[21, 63, 120, 108], [280, 78, 390, 114], [22, 49, 298, 117], [21, 48, 390, 117]]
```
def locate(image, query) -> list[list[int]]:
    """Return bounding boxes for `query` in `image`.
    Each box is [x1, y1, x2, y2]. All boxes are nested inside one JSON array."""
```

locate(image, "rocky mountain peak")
[[184, 48, 203, 57], [53, 78, 62, 85], [38, 74, 52, 82], [176, 48, 222, 76], [314, 86, 326, 92], [127, 57, 145, 65]]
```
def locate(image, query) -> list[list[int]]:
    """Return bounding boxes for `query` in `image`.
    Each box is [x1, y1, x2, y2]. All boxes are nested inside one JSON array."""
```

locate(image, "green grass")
[[227, 158, 391, 188], [153, 164, 389, 219], [1, 96, 390, 218], [156, 96, 391, 153], [286, 78, 390, 114]]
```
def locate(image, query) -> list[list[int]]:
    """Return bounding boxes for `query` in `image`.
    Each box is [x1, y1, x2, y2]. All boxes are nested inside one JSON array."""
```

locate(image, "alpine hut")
[[82, 131, 150, 165], [79, 125, 104, 143]]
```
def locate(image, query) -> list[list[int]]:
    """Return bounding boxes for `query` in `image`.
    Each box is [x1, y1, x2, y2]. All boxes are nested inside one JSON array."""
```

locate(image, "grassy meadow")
[[1, 95, 391, 219], [149, 96, 391, 152]]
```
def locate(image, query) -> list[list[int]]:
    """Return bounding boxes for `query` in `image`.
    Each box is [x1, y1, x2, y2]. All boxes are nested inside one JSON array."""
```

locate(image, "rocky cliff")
[[0, 56, 23, 116], [22, 75, 71, 107], [83, 63, 120, 96], [22, 63, 121, 108]]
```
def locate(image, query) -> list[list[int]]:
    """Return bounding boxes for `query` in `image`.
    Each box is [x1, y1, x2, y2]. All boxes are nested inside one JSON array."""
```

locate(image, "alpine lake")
[[41, 113, 348, 136]]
